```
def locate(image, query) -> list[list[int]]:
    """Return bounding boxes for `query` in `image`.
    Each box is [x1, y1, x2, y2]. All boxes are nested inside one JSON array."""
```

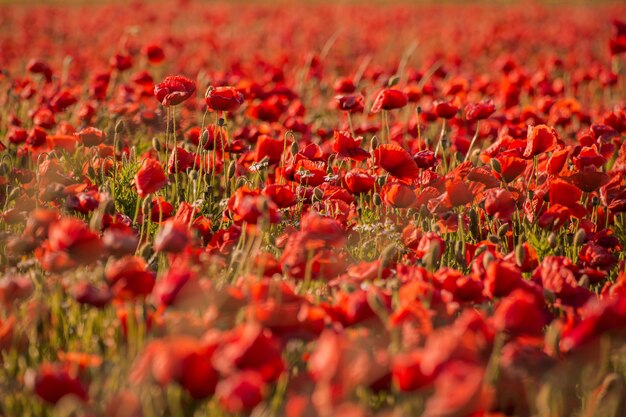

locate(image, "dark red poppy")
[[26, 58, 53, 82], [413, 150, 438, 169], [154, 75, 196, 106], [433, 100, 459, 119], [465, 99, 495, 121], [27, 363, 88, 404], [335, 94, 365, 113], [206, 86, 245, 112], [144, 44, 165, 64], [216, 370, 266, 414], [371, 89, 408, 113]]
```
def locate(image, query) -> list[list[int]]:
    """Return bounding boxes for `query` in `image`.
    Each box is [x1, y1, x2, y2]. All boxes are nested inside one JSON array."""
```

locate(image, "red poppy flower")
[[206, 86, 245, 112], [262, 184, 297, 208], [433, 100, 459, 119], [465, 99, 496, 121], [105, 256, 155, 300], [371, 89, 408, 113], [374, 144, 420, 183], [168, 147, 196, 174], [484, 260, 523, 298], [546, 148, 569, 175], [344, 169, 376, 194], [213, 323, 285, 382], [484, 188, 516, 221], [445, 179, 474, 207], [413, 150, 438, 169], [523, 124, 557, 158], [26, 363, 88, 404], [382, 182, 417, 208], [154, 220, 190, 253], [144, 44, 165, 64], [293, 159, 326, 186], [255, 134, 285, 165], [47, 217, 103, 265], [216, 370, 266, 414], [26, 58, 53, 82], [75, 127, 106, 147], [392, 351, 434, 392], [134, 158, 168, 198], [335, 94, 365, 113], [493, 152, 528, 183], [333, 77, 356, 93], [72, 282, 113, 309], [154, 75, 196, 106], [549, 179, 585, 217], [332, 130, 370, 161]]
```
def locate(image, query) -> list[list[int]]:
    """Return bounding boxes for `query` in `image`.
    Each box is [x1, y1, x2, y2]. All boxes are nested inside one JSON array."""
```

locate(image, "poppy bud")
[[376, 174, 387, 188], [373, 193, 382, 206], [200, 130, 209, 147], [218, 117, 225, 127], [290, 141, 299, 156], [140, 243, 154, 261], [227, 161, 236, 179], [497, 223, 509, 238], [115, 119, 124, 135], [0, 162, 8, 176], [152, 137, 161, 152], [548, 232, 558, 248], [387, 75, 400, 87], [380, 244, 398, 267], [7, 187, 20, 203], [424, 243, 441, 270], [487, 234, 500, 244], [454, 240, 465, 265], [312, 187, 324, 202], [515, 244, 526, 267], [578, 274, 590, 289], [469, 210, 479, 237], [573, 228, 587, 247], [482, 251, 495, 269], [370, 136, 379, 152], [491, 158, 502, 174]]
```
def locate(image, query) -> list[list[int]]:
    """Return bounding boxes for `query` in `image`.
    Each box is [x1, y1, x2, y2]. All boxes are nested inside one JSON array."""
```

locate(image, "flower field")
[[1, 1, 626, 416]]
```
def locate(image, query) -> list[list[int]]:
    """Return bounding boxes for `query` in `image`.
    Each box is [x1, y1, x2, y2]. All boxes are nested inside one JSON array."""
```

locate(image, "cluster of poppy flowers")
[[1, 1, 626, 417]]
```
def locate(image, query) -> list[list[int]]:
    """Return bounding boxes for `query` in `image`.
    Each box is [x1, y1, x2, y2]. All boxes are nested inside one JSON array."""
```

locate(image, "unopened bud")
[[573, 228, 587, 247], [548, 232, 557, 248], [227, 161, 236, 179]]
